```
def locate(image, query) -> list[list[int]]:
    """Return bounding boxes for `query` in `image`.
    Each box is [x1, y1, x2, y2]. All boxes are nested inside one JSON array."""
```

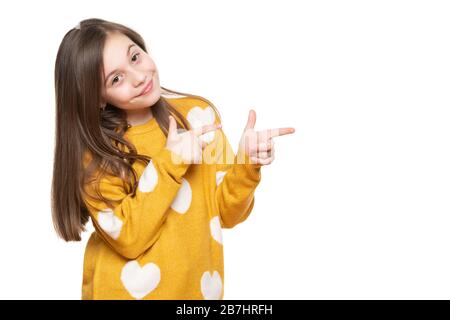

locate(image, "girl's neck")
[[126, 107, 154, 126]]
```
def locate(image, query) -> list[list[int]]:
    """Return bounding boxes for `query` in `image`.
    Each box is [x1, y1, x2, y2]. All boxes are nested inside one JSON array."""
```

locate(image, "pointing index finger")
[[258, 127, 296, 139]]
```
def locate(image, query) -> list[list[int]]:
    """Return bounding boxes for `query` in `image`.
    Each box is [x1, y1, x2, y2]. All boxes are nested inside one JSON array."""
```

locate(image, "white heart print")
[[186, 106, 217, 144], [121, 261, 161, 299], [138, 160, 158, 193], [97, 208, 123, 240], [201, 271, 223, 300], [210, 216, 223, 245], [170, 178, 192, 214], [216, 171, 227, 186]]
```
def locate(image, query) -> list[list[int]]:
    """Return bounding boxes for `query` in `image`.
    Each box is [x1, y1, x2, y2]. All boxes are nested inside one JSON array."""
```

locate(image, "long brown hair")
[[52, 18, 221, 241]]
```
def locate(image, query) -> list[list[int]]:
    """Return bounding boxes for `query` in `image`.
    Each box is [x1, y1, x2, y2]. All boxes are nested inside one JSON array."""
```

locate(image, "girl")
[[52, 18, 295, 300]]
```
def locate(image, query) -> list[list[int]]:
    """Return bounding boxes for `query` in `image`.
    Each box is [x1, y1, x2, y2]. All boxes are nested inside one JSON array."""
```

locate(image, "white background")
[[0, 0, 449, 299]]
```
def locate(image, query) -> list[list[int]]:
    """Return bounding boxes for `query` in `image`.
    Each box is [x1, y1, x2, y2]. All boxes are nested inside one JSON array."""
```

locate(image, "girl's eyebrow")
[[104, 44, 136, 85]]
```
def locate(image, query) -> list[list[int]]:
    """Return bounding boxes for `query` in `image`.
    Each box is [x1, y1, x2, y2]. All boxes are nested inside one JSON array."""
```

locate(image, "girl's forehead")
[[104, 32, 134, 51], [102, 33, 137, 79]]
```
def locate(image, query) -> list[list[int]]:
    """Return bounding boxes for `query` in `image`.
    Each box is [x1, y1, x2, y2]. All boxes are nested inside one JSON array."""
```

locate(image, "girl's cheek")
[[127, 87, 137, 101], [143, 57, 155, 70], [117, 87, 131, 102]]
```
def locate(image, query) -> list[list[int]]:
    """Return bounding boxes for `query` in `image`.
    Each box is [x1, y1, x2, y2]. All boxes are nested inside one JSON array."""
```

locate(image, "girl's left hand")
[[237, 109, 295, 165]]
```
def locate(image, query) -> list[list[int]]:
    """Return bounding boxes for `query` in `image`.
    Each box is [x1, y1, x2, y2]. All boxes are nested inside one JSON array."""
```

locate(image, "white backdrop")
[[0, 0, 449, 299]]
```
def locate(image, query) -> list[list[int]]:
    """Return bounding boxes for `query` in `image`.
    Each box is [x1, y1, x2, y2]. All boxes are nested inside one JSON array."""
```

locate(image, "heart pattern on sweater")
[[187, 106, 217, 144], [138, 160, 158, 193], [121, 261, 161, 299], [97, 208, 123, 240], [201, 271, 223, 300], [170, 178, 192, 214], [210, 216, 223, 245], [215, 171, 227, 186]]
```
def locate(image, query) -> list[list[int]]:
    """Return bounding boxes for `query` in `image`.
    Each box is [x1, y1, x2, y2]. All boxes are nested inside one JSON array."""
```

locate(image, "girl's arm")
[[213, 127, 262, 229], [83, 147, 190, 260], [213, 108, 294, 228]]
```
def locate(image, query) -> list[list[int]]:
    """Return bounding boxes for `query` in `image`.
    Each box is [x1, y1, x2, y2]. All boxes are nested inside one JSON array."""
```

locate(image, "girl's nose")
[[132, 72, 146, 87]]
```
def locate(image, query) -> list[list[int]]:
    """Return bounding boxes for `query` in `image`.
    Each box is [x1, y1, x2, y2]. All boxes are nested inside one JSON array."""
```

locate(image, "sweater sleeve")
[[213, 127, 262, 229], [83, 147, 190, 259]]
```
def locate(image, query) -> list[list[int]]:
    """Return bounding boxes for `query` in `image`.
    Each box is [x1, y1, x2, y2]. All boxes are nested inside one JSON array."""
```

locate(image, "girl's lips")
[[139, 80, 153, 96]]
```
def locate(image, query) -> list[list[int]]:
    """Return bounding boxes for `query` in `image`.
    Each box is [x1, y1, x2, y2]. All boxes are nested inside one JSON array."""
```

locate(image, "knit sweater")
[[81, 94, 261, 299]]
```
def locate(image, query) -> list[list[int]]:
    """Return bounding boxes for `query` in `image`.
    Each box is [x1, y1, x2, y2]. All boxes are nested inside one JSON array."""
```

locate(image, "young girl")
[[52, 18, 295, 300]]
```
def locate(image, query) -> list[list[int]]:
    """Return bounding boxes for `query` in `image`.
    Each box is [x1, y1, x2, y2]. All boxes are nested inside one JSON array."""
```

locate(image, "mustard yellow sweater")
[[81, 95, 262, 299]]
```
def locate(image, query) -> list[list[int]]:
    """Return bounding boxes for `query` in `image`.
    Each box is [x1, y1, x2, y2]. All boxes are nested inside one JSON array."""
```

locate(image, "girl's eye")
[[132, 52, 140, 62], [111, 53, 140, 85]]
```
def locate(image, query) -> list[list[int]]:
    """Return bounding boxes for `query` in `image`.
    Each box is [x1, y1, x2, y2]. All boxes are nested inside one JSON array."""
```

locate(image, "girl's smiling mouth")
[[138, 79, 153, 97]]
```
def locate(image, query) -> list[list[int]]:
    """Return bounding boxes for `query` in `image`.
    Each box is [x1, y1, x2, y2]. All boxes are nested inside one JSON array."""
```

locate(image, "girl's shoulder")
[[161, 91, 222, 125], [161, 91, 208, 107]]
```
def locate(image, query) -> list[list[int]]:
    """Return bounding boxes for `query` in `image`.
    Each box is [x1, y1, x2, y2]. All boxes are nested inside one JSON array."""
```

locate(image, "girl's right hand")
[[166, 115, 222, 164]]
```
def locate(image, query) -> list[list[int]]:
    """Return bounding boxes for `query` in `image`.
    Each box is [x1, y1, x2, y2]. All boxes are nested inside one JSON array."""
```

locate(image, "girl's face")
[[101, 32, 161, 111]]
